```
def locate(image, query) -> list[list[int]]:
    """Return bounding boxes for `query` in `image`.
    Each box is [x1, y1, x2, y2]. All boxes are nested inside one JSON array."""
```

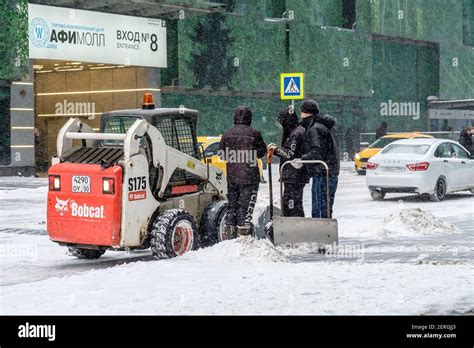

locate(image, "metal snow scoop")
[[266, 149, 338, 246]]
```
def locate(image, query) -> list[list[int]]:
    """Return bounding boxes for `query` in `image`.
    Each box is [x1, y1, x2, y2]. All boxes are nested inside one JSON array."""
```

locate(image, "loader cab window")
[[153, 116, 199, 159], [103, 116, 138, 146]]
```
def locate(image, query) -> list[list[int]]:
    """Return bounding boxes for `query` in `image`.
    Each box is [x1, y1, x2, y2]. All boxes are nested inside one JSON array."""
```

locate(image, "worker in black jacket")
[[299, 100, 340, 219], [219, 106, 267, 238], [267, 107, 306, 217], [458, 126, 473, 154]]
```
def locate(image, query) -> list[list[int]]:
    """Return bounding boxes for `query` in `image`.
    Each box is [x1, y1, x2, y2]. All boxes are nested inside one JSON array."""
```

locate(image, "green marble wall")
[[369, 0, 463, 45], [463, 0, 474, 46], [439, 44, 474, 100], [289, 24, 372, 97], [161, 92, 288, 144], [0, 0, 28, 80], [362, 40, 439, 133]]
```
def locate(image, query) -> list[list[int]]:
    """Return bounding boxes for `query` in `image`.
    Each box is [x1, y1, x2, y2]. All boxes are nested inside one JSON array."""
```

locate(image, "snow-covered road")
[[0, 163, 473, 314]]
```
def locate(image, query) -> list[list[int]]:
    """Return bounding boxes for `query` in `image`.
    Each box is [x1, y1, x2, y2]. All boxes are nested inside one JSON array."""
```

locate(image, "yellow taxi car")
[[354, 132, 433, 174], [197, 136, 266, 182]]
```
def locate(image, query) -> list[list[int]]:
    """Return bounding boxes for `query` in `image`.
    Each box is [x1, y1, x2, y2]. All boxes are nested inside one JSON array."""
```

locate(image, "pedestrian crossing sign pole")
[[280, 72, 304, 111]]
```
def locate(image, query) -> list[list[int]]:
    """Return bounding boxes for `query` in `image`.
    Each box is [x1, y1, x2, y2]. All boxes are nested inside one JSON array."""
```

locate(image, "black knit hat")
[[300, 99, 320, 115]]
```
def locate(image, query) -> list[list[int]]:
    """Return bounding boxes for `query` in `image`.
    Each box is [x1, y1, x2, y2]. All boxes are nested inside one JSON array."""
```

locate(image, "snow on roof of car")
[[390, 138, 454, 145]]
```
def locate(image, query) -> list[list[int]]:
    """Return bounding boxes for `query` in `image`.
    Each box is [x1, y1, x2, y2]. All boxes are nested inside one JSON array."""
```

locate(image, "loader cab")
[[99, 103, 202, 198], [100, 108, 200, 160]]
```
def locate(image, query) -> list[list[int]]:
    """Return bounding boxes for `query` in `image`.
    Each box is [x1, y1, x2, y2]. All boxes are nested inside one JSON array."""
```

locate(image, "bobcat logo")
[[215, 171, 223, 181], [55, 197, 71, 216]]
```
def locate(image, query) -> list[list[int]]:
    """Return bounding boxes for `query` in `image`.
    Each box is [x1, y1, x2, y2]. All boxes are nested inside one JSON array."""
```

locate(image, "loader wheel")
[[150, 209, 199, 259], [68, 247, 105, 259], [200, 200, 228, 247]]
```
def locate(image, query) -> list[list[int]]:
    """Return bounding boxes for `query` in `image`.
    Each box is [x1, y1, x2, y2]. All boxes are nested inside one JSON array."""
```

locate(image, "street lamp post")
[[264, 11, 295, 111]]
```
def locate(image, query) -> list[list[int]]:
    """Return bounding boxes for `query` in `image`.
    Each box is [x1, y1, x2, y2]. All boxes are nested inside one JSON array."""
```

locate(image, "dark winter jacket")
[[458, 129, 473, 154], [219, 107, 267, 185], [274, 109, 307, 183], [300, 114, 340, 177]]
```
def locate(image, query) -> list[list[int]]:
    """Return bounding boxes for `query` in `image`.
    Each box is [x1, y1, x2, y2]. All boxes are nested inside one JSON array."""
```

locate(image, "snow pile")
[[379, 208, 461, 237], [276, 242, 325, 257], [183, 236, 287, 263]]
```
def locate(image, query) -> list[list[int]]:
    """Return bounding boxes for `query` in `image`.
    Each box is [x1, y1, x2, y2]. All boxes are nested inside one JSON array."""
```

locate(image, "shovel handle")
[[280, 160, 332, 219], [267, 148, 274, 220]]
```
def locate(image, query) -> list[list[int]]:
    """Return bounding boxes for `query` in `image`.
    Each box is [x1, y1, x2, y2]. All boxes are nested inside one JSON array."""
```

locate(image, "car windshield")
[[368, 137, 401, 148], [382, 144, 431, 155]]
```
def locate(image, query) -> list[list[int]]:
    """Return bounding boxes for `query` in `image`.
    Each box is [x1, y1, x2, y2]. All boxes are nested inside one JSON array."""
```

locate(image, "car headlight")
[[355, 153, 360, 160]]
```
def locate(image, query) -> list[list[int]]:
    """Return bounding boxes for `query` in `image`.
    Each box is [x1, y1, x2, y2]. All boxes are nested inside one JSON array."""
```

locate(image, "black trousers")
[[225, 183, 259, 227], [282, 182, 305, 217]]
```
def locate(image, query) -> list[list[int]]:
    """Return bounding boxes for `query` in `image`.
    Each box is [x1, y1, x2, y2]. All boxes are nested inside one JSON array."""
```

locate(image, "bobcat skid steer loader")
[[47, 93, 228, 259]]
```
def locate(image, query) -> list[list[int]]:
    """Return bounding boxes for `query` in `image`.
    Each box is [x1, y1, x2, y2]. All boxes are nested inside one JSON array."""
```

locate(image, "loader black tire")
[[200, 200, 228, 247], [68, 247, 105, 259], [150, 209, 199, 259]]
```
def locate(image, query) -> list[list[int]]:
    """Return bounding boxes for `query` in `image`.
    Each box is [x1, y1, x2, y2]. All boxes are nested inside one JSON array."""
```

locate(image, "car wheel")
[[370, 189, 386, 201], [430, 178, 446, 202], [150, 209, 199, 259], [470, 188, 474, 194]]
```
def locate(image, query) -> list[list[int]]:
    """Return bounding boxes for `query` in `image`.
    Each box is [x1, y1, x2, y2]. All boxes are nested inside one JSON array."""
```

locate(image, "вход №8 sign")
[[28, 4, 167, 68]]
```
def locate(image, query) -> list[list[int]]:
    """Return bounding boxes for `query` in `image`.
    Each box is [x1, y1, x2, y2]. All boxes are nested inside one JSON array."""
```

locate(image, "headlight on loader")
[[102, 177, 115, 194], [48, 175, 61, 191]]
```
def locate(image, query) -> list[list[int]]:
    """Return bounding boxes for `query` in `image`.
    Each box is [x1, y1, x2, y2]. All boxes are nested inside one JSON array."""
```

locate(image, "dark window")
[[342, 0, 356, 29], [435, 143, 454, 158], [103, 116, 139, 146], [0, 85, 11, 165], [368, 137, 400, 149], [104, 116, 137, 134], [154, 117, 198, 159], [204, 142, 220, 157], [451, 143, 469, 159]]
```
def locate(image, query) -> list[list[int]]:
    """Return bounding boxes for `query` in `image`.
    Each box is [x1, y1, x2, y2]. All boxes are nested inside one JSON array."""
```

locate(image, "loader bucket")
[[268, 158, 339, 246]]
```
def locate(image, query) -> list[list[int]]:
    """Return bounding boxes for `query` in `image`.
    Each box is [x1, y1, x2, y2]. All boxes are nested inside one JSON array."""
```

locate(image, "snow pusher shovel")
[[265, 152, 338, 247]]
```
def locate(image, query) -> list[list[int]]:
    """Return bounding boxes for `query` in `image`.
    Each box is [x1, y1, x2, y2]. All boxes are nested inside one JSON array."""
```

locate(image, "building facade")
[[0, 0, 473, 175]]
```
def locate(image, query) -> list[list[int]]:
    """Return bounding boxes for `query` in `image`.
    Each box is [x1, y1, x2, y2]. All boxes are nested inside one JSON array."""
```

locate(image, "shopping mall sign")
[[28, 4, 167, 68]]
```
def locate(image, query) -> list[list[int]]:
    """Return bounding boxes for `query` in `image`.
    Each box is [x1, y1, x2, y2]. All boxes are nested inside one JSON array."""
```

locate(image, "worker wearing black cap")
[[299, 99, 340, 219]]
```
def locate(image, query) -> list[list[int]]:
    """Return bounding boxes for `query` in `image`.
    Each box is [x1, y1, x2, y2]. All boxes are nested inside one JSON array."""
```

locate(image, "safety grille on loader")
[[154, 116, 200, 185], [61, 147, 124, 165]]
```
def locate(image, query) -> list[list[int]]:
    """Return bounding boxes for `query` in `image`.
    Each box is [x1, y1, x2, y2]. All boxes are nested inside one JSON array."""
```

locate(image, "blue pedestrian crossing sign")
[[280, 73, 304, 100]]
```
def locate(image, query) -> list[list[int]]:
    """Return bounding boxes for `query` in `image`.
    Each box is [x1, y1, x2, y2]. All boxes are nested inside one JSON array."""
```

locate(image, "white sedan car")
[[366, 138, 474, 202]]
